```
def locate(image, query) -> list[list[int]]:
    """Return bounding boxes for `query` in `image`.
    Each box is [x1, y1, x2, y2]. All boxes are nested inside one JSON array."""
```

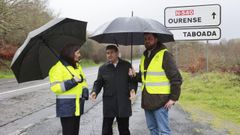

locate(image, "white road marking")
[[0, 83, 49, 95], [85, 73, 97, 76], [0, 72, 97, 96], [9, 124, 33, 135]]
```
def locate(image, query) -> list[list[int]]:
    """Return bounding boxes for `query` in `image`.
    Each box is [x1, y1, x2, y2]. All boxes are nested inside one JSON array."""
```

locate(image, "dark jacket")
[[92, 58, 137, 117], [135, 43, 182, 110]]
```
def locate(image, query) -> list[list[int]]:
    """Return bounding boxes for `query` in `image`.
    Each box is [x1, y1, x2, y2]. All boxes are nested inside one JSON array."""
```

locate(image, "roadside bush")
[[0, 44, 17, 60], [169, 39, 240, 75]]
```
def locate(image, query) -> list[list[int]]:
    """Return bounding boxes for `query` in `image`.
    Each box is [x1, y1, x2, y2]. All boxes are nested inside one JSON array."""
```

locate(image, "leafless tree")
[[0, 0, 54, 46]]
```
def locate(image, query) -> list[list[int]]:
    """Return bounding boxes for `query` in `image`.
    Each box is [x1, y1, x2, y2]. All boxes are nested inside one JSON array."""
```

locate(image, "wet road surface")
[[0, 61, 228, 135]]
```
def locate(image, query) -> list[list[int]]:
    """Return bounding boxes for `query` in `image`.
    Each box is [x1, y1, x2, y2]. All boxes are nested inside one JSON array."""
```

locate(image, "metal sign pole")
[[206, 40, 209, 72], [176, 45, 178, 66]]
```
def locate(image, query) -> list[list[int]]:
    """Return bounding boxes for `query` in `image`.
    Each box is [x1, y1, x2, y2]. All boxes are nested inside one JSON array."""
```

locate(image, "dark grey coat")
[[92, 58, 137, 117]]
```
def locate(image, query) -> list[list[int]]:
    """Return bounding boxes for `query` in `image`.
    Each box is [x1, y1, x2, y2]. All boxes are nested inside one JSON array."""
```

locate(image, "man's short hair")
[[144, 33, 158, 38], [106, 45, 119, 52]]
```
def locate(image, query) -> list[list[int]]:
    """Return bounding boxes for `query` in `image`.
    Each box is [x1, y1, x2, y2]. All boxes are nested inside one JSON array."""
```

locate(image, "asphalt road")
[[0, 60, 228, 135]]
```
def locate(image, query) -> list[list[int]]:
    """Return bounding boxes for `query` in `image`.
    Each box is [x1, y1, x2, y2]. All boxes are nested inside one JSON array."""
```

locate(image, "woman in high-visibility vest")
[[49, 43, 88, 135]]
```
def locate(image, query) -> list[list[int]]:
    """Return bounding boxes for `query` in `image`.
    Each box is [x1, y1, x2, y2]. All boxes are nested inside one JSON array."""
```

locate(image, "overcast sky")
[[48, 0, 240, 41]]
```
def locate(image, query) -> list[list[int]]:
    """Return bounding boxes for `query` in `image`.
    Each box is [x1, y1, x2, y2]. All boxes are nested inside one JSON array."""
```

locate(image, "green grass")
[[0, 70, 14, 79], [79, 59, 99, 68], [0, 59, 14, 79], [180, 72, 240, 135]]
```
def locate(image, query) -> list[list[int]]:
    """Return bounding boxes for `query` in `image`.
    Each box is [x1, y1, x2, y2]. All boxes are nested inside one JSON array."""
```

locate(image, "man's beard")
[[145, 43, 157, 50]]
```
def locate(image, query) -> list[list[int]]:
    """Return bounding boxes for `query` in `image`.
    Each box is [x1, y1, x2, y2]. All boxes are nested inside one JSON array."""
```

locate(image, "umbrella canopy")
[[11, 18, 87, 83], [90, 16, 174, 45]]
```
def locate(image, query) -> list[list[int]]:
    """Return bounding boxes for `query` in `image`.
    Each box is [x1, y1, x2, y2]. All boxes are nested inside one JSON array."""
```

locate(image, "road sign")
[[170, 27, 221, 41], [164, 4, 221, 28]]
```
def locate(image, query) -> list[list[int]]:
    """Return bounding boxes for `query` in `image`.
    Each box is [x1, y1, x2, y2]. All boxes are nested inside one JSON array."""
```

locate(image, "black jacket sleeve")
[[163, 51, 183, 101], [137, 64, 143, 83], [132, 65, 142, 83], [128, 65, 138, 92], [92, 67, 104, 96]]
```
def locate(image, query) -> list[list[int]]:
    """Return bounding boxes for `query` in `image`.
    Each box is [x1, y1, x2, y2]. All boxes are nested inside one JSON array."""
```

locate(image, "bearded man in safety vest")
[[129, 33, 182, 135]]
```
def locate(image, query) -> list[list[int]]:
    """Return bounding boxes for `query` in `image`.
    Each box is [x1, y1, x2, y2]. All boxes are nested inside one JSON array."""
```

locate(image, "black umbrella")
[[90, 16, 174, 63], [11, 18, 87, 83]]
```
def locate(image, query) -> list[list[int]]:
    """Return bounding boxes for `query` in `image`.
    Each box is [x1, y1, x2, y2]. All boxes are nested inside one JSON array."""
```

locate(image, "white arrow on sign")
[[170, 27, 221, 41], [164, 4, 221, 28]]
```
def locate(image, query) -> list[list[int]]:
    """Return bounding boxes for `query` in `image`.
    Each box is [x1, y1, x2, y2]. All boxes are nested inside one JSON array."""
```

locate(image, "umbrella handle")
[[78, 74, 84, 83]]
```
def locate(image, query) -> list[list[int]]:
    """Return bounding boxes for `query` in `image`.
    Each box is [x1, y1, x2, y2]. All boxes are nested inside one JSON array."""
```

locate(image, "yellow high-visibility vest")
[[140, 49, 170, 94], [49, 61, 87, 116]]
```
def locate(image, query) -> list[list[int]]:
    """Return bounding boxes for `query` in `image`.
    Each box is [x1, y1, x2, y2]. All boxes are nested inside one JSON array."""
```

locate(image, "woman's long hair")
[[60, 43, 80, 69]]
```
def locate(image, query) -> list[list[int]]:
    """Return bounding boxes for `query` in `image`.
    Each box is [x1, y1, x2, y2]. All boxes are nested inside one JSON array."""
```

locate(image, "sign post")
[[164, 4, 221, 28], [164, 4, 221, 72], [170, 27, 221, 41], [206, 40, 209, 72]]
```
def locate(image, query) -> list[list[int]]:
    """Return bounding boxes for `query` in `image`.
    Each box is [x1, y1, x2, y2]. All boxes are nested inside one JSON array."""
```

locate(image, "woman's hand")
[[73, 75, 83, 83]]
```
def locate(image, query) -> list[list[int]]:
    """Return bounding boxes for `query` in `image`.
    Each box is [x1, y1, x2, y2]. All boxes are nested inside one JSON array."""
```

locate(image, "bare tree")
[[0, 0, 54, 46]]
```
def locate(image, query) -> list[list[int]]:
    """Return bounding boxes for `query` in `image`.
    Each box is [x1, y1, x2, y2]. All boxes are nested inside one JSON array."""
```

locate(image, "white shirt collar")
[[113, 60, 119, 67]]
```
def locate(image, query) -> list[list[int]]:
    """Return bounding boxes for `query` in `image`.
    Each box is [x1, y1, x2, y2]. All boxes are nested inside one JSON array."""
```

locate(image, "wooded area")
[[0, 0, 53, 59], [0, 0, 53, 44], [167, 39, 240, 74]]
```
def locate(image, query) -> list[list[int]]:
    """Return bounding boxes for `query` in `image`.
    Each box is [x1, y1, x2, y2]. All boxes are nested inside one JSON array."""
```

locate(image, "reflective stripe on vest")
[[140, 49, 171, 94], [141, 71, 166, 76], [56, 94, 76, 99], [145, 82, 170, 86], [50, 81, 67, 92]]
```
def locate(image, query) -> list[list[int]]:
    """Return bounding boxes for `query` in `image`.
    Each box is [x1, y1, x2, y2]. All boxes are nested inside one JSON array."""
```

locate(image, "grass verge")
[[0, 70, 14, 79], [80, 59, 99, 68], [0, 59, 13, 79], [179, 72, 240, 135]]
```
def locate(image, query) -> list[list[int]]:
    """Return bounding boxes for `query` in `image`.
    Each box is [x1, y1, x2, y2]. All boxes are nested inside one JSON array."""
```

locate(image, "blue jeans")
[[144, 107, 171, 135]]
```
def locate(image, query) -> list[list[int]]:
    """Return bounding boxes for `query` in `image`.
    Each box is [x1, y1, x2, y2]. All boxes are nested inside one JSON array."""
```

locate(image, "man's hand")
[[90, 92, 97, 102], [164, 99, 176, 109], [129, 89, 136, 100], [129, 68, 136, 77]]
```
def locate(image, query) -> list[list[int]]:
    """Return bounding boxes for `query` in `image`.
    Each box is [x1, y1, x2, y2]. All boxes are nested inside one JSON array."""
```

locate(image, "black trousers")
[[102, 117, 130, 135], [60, 116, 80, 135]]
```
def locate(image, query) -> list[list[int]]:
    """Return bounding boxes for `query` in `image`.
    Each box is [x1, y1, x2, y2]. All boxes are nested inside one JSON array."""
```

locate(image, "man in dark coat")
[[90, 45, 137, 135]]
